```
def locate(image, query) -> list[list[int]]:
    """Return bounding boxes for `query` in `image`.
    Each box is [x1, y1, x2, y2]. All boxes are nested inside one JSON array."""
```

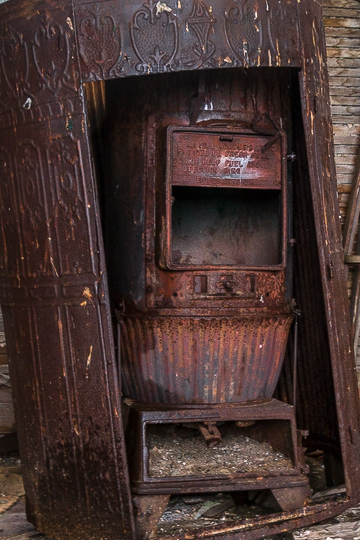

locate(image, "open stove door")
[[0, 0, 360, 540]]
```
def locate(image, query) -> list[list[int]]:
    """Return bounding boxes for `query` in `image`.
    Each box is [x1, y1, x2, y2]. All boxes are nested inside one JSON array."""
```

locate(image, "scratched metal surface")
[[0, 0, 359, 539]]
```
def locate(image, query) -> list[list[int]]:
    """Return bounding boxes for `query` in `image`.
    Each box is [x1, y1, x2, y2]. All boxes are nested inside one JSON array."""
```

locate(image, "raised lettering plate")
[[167, 126, 283, 189]]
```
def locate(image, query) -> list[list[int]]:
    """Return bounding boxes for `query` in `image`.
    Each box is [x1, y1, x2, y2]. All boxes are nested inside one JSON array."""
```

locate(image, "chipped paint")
[[50, 257, 59, 277], [276, 39, 281, 66], [23, 97, 32, 110], [156, 1, 172, 15], [218, 151, 255, 180], [82, 287, 95, 306], [66, 116, 73, 131], [87, 345, 93, 368]]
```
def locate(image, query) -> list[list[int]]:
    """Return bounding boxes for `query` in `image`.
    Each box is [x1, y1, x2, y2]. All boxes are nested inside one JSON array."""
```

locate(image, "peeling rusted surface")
[[121, 316, 293, 404], [0, 0, 360, 539]]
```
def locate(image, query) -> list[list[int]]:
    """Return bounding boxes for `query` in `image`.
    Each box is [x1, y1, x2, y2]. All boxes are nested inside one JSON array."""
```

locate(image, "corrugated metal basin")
[[121, 314, 293, 404]]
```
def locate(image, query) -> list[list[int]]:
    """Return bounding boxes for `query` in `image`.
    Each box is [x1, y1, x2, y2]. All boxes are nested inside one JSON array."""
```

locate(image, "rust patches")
[[120, 316, 293, 404]]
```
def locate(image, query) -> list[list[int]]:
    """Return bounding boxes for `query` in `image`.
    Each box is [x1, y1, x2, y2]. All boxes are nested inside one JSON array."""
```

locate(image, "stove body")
[[0, 0, 360, 539], [102, 67, 310, 502], [118, 112, 292, 407]]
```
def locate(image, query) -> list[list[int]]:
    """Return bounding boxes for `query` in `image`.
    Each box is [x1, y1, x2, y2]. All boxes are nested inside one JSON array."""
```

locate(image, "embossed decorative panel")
[[74, 0, 302, 82], [130, 0, 179, 73], [183, 0, 217, 68], [225, 0, 263, 66], [32, 15, 78, 98], [47, 132, 93, 276], [16, 139, 52, 279], [77, 4, 123, 80], [0, 27, 32, 108]]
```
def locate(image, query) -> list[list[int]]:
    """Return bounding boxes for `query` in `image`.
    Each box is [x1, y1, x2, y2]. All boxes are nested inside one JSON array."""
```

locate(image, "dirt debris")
[[156, 493, 270, 536], [149, 429, 293, 478], [0, 456, 24, 515]]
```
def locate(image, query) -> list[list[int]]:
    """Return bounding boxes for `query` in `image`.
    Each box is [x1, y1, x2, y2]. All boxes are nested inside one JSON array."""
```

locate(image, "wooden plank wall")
[[323, 0, 360, 375]]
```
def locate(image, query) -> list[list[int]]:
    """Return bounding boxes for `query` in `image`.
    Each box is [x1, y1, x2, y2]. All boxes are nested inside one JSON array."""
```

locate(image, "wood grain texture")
[[324, 0, 360, 366]]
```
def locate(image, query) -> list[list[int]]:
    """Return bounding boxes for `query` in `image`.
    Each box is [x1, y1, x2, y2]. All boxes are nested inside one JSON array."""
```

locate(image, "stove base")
[[124, 398, 310, 501]]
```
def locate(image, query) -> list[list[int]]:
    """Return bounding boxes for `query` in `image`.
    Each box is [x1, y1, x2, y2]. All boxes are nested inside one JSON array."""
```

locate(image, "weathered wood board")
[[324, 0, 360, 371]]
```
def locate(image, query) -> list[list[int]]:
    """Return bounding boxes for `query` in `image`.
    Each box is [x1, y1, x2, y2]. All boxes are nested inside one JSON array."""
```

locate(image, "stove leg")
[[132, 495, 170, 539], [271, 486, 311, 511]]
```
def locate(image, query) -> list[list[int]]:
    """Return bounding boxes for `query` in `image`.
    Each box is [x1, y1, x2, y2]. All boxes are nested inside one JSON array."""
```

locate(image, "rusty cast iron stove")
[[1, 0, 360, 539], [108, 103, 311, 504]]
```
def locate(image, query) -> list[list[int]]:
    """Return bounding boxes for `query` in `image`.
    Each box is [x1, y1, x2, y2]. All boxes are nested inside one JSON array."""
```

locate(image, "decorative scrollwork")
[[48, 134, 92, 275], [225, 0, 262, 66], [78, 5, 123, 80], [130, 0, 179, 73], [268, 0, 299, 65], [50, 135, 84, 220], [0, 27, 33, 107], [32, 15, 74, 97], [183, 0, 217, 68], [16, 140, 53, 277], [0, 147, 14, 228]]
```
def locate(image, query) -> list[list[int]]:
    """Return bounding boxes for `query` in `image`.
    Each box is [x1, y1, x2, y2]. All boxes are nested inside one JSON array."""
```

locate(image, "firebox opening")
[[171, 186, 282, 267], [146, 420, 295, 478]]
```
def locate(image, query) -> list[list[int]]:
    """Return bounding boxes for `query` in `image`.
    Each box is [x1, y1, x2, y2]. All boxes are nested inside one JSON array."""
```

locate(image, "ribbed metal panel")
[[121, 315, 293, 404]]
